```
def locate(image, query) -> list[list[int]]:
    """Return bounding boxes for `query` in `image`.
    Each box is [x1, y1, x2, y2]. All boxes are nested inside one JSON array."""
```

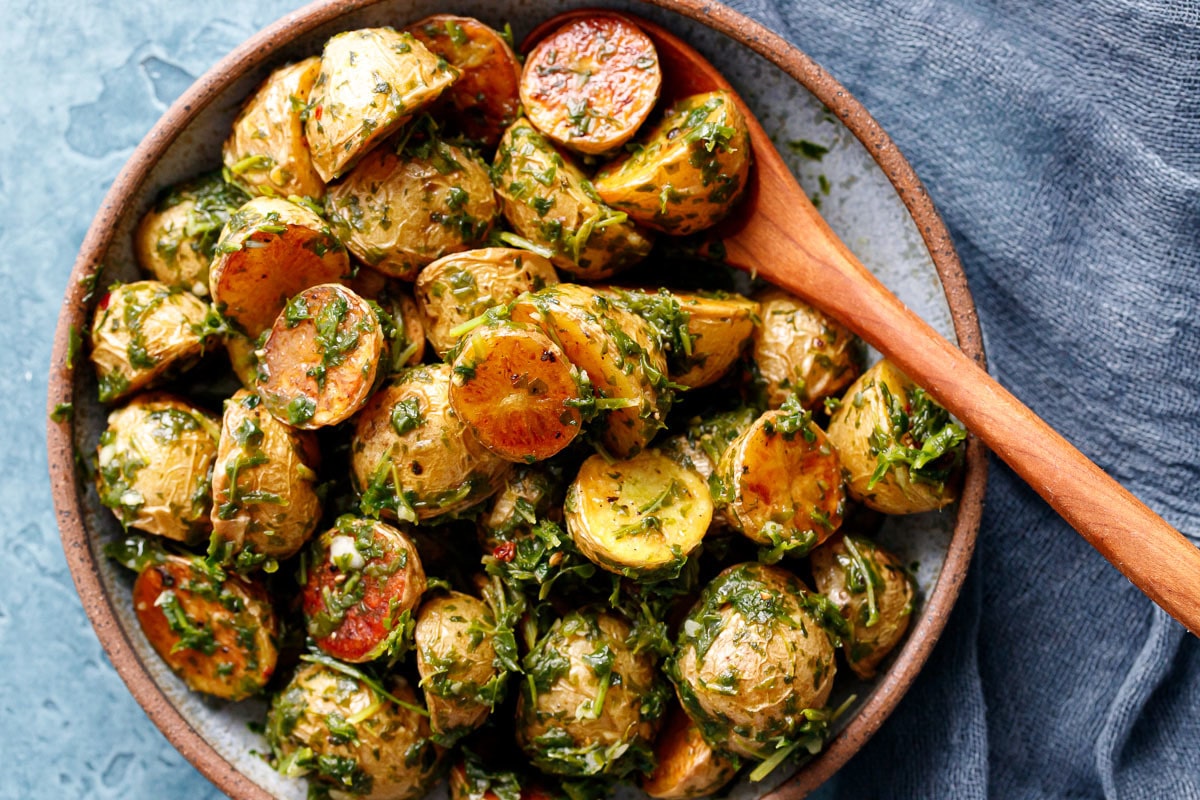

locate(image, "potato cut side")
[[208, 197, 349, 338], [566, 450, 712, 580], [641, 704, 737, 800], [449, 322, 583, 462], [258, 284, 384, 429], [521, 15, 661, 155]]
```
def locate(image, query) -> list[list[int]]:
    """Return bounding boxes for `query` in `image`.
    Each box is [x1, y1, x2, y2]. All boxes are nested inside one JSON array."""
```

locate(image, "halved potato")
[[641, 704, 737, 799], [258, 283, 385, 429], [90, 280, 216, 403], [414, 247, 559, 358], [351, 364, 510, 521], [208, 197, 349, 338], [210, 389, 322, 569], [133, 553, 277, 701], [477, 464, 564, 552], [223, 57, 325, 199], [406, 16, 523, 148], [301, 516, 426, 663], [494, 119, 653, 279], [595, 91, 752, 235], [520, 15, 661, 155], [96, 393, 220, 543], [715, 403, 844, 557], [753, 287, 861, 410], [304, 27, 459, 181], [565, 450, 712, 581], [326, 138, 498, 280], [449, 322, 584, 462]]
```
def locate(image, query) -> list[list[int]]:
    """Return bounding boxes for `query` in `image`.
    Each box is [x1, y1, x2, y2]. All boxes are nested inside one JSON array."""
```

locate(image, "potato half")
[[641, 703, 737, 800]]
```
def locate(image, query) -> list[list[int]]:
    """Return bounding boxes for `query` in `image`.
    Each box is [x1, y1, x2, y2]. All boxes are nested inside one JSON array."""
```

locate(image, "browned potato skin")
[[133, 554, 278, 701], [351, 364, 510, 521], [305, 28, 459, 182], [753, 287, 861, 410], [347, 269, 427, 371], [406, 16, 523, 148], [223, 57, 326, 199], [672, 292, 759, 389], [641, 704, 737, 800], [449, 322, 583, 462], [210, 389, 322, 565], [90, 280, 215, 404], [415, 247, 559, 358], [521, 16, 661, 155], [716, 409, 844, 552], [258, 284, 384, 429], [208, 197, 350, 338], [96, 394, 220, 544], [415, 591, 502, 740], [811, 534, 914, 680]]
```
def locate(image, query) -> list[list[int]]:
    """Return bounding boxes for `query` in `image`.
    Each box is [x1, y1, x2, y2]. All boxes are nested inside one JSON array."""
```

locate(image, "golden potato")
[[90, 280, 216, 403], [209, 389, 322, 569], [134, 553, 278, 701], [406, 16, 523, 148], [520, 16, 661, 155], [641, 704, 737, 800], [96, 393, 220, 543], [565, 450, 712, 581], [351, 364, 510, 521], [414, 247, 559, 358], [595, 91, 752, 235], [449, 322, 585, 462], [208, 196, 350, 337], [257, 283, 385, 429], [223, 57, 325, 199], [752, 287, 861, 410], [660, 406, 758, 485], [134, 172, 249, 295], [826, 360, 966, 514], [305, 27, 459, 182], [811, 534, 914, 679], [494, 119, 653, 279], [714, 401, 844, 558], [326, 138, 498, 280]]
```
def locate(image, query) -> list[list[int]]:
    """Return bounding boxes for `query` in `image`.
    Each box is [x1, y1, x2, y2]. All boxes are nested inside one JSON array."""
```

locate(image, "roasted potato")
[[351, 364, 510, 521], [594, 91, 752, 235], [90, 280, 216, 403], [347, 268, 427, 372], [406, 16, 523, 148], [826, 359, 966, 514], [752, 287, 861, 410], [414, 247, 559, 358], [209, 389, 322, 569], [520, 16, 661, 155], [565, 450, 712, 581], [811, 534, 914, 679], [96, 393, 220, 543], [258, 283, 385, 429], [135, 172, 249, 295], [301, 516, 426, 663], [133, 553, 278, 701], [267, 662, 442, 800], [660, 406, 758, 485], [494, 119, 654, 279], [478, 463, 564, 551], [668, 563, 838, 760], [510, 284, 669, 457], [449, 322, 585, 462], [208, 196, 350, 337], [641, 704, 737, 800], [415, 591, 506, 743], [714, 401, 845, 558], [305, 27, 459, 182], [517, 608, 664, 778], [326, 137, 498, 280], [223, 57, 326, 199]]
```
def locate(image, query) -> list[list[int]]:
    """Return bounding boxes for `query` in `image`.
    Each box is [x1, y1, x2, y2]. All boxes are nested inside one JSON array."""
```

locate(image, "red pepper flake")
[[97, 291, 112, 311], [492, 542, 516, 562], [314, 105, 323, 120]]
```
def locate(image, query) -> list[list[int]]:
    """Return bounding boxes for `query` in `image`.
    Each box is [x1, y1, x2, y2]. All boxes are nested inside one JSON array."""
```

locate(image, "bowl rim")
[[46, 1, 987, 798]]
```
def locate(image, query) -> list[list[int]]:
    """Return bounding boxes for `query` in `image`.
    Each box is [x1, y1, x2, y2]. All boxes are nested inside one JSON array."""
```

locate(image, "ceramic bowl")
[[47, 1, 987, 797]]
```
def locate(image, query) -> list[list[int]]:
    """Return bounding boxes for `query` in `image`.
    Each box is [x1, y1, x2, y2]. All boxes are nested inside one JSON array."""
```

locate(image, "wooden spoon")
[[525, 11, 1200, 633]]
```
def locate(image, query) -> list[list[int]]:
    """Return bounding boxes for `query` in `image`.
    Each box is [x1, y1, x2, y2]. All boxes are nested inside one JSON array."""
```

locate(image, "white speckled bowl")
[[48, 1, 986, 798]]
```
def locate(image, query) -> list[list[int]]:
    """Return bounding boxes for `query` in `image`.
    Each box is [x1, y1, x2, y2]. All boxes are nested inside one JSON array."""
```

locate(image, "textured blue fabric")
[[3, 1, 1197, 798]]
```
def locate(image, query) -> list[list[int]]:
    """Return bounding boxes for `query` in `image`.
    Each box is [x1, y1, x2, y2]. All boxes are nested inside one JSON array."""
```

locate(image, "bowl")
[[47, 0, 987, 797]]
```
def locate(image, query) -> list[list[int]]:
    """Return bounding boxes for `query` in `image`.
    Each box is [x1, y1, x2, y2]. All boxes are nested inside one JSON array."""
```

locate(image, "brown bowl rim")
[[46, 1, 986, 798]]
